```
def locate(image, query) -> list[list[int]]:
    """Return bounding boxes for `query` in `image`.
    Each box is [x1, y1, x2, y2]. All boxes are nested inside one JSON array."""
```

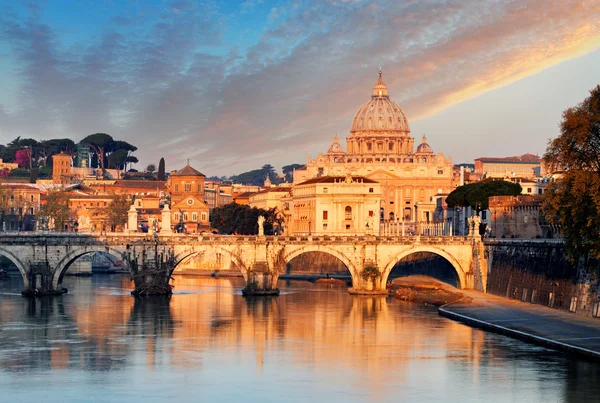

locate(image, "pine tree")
[[157, 157, 166, 181]]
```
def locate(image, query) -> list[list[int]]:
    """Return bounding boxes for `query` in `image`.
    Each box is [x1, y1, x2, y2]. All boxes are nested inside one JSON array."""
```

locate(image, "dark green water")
[[0, 275, 598, 402]]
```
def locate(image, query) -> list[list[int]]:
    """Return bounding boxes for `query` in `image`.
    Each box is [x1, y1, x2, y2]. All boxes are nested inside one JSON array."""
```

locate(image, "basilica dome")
[[416, 135, 433, 154], [350, 71, 410, 135]]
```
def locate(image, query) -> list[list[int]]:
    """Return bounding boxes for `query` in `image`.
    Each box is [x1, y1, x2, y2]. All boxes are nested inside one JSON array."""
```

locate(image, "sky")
[[1, 0, 599, 177]]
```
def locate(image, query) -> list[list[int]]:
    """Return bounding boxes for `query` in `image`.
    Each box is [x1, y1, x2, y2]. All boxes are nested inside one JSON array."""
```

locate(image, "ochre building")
[[294, 72, 455, 224]]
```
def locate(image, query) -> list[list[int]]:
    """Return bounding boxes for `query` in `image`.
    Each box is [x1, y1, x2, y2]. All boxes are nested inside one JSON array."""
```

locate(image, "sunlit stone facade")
[[286, 175, 381, 235], [294, 72, 454, 225]]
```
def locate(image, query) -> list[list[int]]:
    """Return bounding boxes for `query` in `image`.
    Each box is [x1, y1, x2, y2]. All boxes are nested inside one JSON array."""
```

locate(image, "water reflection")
[[0, 275, 598, 402]]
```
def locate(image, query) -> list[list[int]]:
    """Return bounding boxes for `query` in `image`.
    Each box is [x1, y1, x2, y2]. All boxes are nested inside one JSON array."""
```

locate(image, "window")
[[346, 224, 351, 230], [30, 207, 34, 215], [175, 184, 179, 192], [192, 213, 198, 221], [323, 187, 328, 193], [183, 212, 189, 220], [201, 213, 207, 221], [30, 195, 34, 202], [197, 183, 202, 192], [538, 189, 542, 195], [323, 223, 328, 230], [369, 187, 374, 193], [184, 183, 192, 192], [323, 210, 328, 220], [389, 201, 394, 205], [174, 213, 179, 221], [367, 143, 372, 151], [527, 188, 532, 193], [438, 169, 444, 175], [345, 206, 352, 220], [389, 142, 394, 151], [368, 210, 374, 217]]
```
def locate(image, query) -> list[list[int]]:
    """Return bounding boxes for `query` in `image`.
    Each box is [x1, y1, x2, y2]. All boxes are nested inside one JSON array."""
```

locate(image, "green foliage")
[[210, 203, 283, 235], [543, 85, 600, 265], [157, 158, 166, 181], [282, 163, 305, 183], [8, 168, 30, 178], [107, 149, 128, 169], [361, 266, 380, 280], [96, 194, 130, 232], [40, 191, 73, 231], [230, 164, 283, 186], [446, 180, 522, 210]]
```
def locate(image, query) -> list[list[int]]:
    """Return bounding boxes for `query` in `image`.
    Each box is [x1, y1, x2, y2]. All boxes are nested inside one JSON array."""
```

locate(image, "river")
[[0, 274, 598, 402]]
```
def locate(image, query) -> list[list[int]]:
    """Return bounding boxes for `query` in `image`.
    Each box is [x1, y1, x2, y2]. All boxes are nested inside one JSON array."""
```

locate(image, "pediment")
[[364, 169, 402, 180], [171, 195, 209, 210]]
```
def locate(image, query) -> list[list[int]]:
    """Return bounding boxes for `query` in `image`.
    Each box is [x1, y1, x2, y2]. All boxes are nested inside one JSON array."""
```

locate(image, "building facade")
[[167, 163, 210, 233], [294, 72, 455, 224], [286, 175, 381, 235]]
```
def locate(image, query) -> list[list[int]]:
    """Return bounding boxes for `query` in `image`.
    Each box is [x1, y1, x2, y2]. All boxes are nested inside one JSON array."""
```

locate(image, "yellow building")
[[474, 154, 541, 180], [0, 158, 19, 172], [167, 163, 210, 233], [248, 187, 291, 210], [52, 152, 72, 185], [294, 72, 454, 224], [286, 175, 381, 235]]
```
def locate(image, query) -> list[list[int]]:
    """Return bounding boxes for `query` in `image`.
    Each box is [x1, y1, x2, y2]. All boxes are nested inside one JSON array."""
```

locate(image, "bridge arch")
[[282, 245, 357, 277], [0, 246, 30, 289], [52, 246, 129, 290], [381, 246, 468, 289], [173, 247, 247, 278]]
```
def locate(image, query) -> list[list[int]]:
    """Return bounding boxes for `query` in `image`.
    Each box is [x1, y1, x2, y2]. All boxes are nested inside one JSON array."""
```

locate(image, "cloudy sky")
[[1, 0, 599, 176]]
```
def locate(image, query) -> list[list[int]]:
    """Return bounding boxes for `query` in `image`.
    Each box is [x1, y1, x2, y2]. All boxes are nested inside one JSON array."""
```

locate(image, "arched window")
[[345, 206, 352, 220]]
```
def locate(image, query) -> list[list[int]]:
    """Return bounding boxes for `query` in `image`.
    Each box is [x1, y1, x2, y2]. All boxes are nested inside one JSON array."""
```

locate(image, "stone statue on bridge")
[[258, 215, 265, 236]]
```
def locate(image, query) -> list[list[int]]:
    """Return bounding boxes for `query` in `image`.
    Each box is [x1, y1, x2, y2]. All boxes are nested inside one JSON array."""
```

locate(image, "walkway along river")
[[0, 275, 599, 402]]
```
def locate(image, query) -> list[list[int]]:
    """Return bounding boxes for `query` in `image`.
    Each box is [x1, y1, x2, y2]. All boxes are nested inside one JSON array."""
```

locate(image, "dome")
[[416, 135, 433, 154], [350, 71, 410, 134], [327, 136, 345, 155]]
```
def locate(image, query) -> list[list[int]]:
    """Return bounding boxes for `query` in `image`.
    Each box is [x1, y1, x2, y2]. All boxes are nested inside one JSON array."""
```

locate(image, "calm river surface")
[[0, 275, 598, 402]]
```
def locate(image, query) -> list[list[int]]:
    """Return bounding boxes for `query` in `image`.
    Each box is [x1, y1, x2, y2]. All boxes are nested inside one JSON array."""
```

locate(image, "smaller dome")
[[327, 136, 346, 155], [416, 135, 433, 154]]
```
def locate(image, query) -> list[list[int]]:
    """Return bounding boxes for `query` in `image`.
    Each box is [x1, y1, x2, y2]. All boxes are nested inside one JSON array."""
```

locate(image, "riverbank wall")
[[485, 240, 600, 318]]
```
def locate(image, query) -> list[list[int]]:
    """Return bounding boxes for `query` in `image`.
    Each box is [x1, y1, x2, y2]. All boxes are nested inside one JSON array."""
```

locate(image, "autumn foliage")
[[543, 85, 600, 265]]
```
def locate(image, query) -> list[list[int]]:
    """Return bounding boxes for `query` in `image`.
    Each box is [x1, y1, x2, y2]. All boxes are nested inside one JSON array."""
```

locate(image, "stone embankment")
[[439, 288, 600, 361], [389, 276, 465, 306]]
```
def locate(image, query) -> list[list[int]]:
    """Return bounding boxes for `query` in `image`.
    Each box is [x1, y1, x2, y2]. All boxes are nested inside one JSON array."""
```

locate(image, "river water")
[[0, 274, 598, 402]]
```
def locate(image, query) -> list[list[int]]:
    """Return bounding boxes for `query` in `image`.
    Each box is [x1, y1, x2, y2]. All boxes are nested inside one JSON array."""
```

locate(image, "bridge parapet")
[[0, 232, 486, 297]]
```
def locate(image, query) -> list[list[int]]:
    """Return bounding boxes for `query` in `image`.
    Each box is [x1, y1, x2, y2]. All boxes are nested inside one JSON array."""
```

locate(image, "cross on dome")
[[372, 70, 388, 98]]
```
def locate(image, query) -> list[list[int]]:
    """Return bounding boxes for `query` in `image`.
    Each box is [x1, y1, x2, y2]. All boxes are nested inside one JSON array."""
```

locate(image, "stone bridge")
[[0, 232, 487, 296]]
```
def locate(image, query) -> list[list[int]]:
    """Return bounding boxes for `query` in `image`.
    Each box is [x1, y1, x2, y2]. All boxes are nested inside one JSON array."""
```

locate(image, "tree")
[[282, 163, 305, 183], [210, 203, 281, 235], [157, 158, 166, 181], [80, 133, 113, 170], [15, 149, 31, 168], [446, 180, 522, 212], [40, 191, 73, 231], [543, 85, 600, 264], [146, 164, 156, 173], [95, 194, 130, 232]]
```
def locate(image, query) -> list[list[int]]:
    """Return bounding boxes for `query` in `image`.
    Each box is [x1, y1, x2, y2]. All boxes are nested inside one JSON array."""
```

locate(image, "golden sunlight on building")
[[293, 71, 455, 231]]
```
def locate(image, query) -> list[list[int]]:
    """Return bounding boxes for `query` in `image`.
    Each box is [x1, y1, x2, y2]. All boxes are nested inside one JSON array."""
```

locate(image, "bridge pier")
[[242, 262, 280, 296], [22, 261, 67, 297], [348, 263, 389, 295]]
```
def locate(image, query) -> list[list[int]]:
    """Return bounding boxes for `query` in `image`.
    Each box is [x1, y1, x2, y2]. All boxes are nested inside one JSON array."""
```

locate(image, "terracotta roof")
[[172, 164, 205, 177], [114, 180, 167, 190], [475, 154, 540, 164], [233, 191, 257, 199], [297, 175, 379, 185]]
